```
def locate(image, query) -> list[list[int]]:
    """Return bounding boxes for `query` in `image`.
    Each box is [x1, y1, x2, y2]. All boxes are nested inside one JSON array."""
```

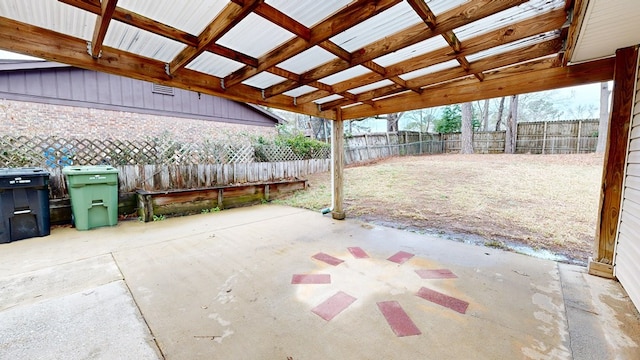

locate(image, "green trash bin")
[[62, 165, 119, 230]]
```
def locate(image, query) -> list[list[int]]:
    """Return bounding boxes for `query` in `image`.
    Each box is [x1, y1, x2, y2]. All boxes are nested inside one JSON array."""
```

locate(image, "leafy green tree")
[[434, 105, 462, 133]]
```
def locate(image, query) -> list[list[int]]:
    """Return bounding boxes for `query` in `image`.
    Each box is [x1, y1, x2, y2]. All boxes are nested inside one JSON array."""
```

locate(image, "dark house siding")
[[0, 65, 279, 127]]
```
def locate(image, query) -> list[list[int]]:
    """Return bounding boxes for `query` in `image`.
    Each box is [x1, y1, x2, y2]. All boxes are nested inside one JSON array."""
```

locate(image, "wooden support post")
[[264, 184, 270, 201], [331, 110, 346, 220], [589, 46, 639, 278]]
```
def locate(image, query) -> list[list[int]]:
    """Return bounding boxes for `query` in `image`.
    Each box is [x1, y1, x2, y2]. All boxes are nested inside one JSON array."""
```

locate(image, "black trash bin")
[[0, 167, 51, 243]]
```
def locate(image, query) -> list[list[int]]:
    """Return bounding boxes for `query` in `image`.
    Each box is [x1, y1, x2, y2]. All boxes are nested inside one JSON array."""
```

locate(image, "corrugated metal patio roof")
[[0, 0, 636, 120]]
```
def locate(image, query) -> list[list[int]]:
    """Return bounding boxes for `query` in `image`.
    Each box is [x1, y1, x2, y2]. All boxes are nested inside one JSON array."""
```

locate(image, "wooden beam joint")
[[90, 0, 118, 58]]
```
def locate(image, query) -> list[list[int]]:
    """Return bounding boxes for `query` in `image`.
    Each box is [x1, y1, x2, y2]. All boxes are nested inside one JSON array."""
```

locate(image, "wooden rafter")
[[60, 0, 199, 46], [563, 0, 587, 65], [208, 43, 258, 68], [341, 57, 614, 119], [253, 2, 311, 41], [321, 38, 563, 110], [297, 9, 566, 105], [2, 0, 594, 122], [407, 0, 483, 83], [169, 0, 262, 76], [262, 0, 529, 100], [0, 16, 331, 119], [61, 0, 259, 68], [89, 0, 118, 58], [223, 0, 402, 88]]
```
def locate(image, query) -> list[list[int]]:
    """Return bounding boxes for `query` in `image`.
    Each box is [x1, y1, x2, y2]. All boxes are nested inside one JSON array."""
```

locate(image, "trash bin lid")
[[0, 167, 50, 178], [62, 165, 119, 175]]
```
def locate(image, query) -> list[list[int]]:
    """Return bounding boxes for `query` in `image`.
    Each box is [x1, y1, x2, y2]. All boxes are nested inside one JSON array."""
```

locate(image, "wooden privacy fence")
[[344, 131, 443, 164], [515, 120, 599, 154], [441, 119, 599, 154], [46, 160, 330, 199]]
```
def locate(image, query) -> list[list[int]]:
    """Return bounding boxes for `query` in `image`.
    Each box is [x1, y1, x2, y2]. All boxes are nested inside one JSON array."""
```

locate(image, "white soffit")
[[187, 52, 245, 77], [0, 0, 95, 40], [277, 46, 337, 74], [571, 0, 640, 63], [266, 0, 352, 28], [118, 0, 228, 35], [330, 2, 422, 52], [217, 13, 295, 58]]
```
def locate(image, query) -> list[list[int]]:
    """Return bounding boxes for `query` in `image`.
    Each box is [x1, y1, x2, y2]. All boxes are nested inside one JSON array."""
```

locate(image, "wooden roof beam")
[[319, 41, 352, 62], [408, 39, 563, 88], [329, 38, 563, 109], [262, 0, 529, 99], [223, 0, 402, 88], [62, 0, 261, 67], [295, 8, 566, 105], [341, 57, 613, 120], [168, 0, 262, 75], [406, 0, 461, 52], [456, 56, 484, 81], [60, 0, 199, 46], [89, 0, 117, 58], [208, 43, 258, 68], [266, 67, 300, 82], [408, 0, 478, 83], [252, 2, 311, 41], [0, 16, 331, 119]]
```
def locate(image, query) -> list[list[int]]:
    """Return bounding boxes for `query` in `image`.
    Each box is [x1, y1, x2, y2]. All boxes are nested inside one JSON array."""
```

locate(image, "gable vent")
[[152, 83, 174, 96]]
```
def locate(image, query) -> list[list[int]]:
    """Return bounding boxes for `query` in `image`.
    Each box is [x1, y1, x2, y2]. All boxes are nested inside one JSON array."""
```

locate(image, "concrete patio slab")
[[0, 205, 638, 359]]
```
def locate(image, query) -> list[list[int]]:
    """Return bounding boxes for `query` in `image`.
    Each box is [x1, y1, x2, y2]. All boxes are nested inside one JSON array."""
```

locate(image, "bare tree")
[[504, 95, 519, 154], [596, 82, 612, 153], [495, 97, 506, 131], [461, 102, 474, 154], [482, 99, 490, 131], [386, 112, 402, 132]]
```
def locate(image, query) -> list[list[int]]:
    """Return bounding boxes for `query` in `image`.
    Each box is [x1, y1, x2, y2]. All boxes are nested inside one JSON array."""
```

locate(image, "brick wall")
[[0, 99, 277, 144]]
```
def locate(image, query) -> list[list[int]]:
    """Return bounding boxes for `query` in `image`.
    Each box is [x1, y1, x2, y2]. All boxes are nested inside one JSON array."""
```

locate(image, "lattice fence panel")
[[0, 136, 321, 168], [0, 136, 48, 167], [256, 145, 310, 162]]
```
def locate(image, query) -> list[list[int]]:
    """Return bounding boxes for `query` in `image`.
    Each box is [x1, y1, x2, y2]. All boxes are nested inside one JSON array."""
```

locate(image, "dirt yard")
[[275, 153, 604, 265]]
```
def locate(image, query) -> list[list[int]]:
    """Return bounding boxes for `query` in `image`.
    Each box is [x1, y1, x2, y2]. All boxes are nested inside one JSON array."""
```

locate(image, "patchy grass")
[[274, 153, 604, 263]]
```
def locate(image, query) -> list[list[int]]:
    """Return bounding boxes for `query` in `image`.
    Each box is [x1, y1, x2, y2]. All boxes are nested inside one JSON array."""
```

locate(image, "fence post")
[[419, 131, 423, 154], [386, 132, 391, 157], [577, 120, 582, 153], [364, 134, 370, 161], [542, 121, 548, 154]]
